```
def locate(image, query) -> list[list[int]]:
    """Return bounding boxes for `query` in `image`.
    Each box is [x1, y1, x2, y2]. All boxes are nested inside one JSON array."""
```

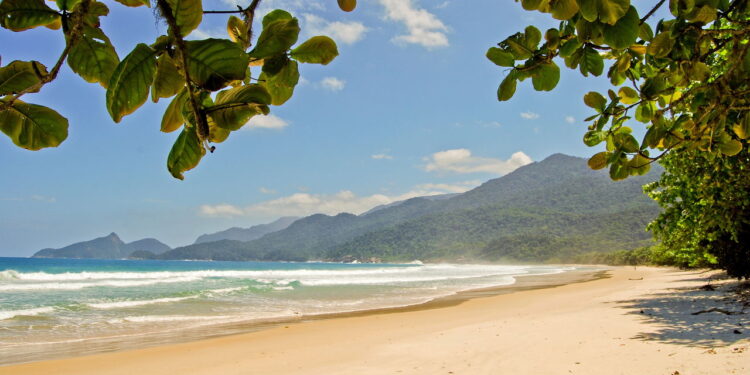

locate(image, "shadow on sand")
[[616, 271, 749, 348]]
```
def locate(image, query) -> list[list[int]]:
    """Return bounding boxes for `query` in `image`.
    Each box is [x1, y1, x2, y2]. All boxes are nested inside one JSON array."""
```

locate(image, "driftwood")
[[690, 307, 742, 315]]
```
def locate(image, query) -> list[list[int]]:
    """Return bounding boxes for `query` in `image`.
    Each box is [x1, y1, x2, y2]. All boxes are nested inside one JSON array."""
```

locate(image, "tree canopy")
[[489, 0, 749, 277], [0, 0, 347, 179]]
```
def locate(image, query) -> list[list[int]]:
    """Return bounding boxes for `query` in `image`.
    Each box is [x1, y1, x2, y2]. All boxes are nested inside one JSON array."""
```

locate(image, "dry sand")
[[2, 267, 748, 375]]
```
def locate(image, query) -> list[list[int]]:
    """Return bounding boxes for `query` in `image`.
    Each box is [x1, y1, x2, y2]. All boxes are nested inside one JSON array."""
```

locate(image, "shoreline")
[[2, 267, 748, 374], [0, 266, 604, 366]]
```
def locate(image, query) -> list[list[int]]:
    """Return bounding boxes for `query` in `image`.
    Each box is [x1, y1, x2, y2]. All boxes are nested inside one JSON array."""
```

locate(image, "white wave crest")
[[1, 276, 201, 291], [0, 307, 55, 320], [87, 296, 197, 310]]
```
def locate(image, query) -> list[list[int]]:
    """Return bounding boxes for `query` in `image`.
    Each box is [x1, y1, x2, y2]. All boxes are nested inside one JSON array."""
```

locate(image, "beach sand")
[[2, 267, 747, 374]]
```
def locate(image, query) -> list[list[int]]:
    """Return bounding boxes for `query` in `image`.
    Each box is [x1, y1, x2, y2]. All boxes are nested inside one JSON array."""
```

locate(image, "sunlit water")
[[0, 257, 578, 364]]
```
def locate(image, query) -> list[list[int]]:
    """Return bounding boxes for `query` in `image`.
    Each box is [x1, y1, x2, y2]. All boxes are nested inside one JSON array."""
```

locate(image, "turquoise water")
[[0, 257, 575, 364]]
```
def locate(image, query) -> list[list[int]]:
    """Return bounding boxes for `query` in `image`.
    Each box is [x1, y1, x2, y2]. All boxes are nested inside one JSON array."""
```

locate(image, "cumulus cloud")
[[198, 182, 479, 218], [379, 0, 449, 48], [199, 204, 244, 218], [424, 149, 533, 175], [304, 14, 367, 45], [320, 77, 345, 91], [259, 187, 277, 194], [245, 114, 289, 130], [520, 111, 540, 120], [371, 153, 393, 160], [188, 28, 225, 40], [565, 116, 575, 124]]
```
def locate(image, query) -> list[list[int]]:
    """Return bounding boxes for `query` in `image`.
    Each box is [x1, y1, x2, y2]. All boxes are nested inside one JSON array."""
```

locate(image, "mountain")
[[194, 216, 299, 244], [157, 154, 662, 262], [32, 233, 171, 259]]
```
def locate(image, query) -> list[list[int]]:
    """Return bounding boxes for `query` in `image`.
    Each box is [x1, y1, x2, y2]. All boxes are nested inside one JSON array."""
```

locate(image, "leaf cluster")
[[489, 0, 750, 180], [0, 0, 340, 179]]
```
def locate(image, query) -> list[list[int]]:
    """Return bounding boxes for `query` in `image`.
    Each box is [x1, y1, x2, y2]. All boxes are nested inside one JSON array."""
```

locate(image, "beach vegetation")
[[493, 0, 750, 278]]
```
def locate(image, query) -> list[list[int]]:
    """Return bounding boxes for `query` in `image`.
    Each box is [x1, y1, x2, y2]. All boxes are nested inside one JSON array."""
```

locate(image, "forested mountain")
[[32, 233, 171, 259], [156, 154, 661, 262], [194, 216, 299, 244]]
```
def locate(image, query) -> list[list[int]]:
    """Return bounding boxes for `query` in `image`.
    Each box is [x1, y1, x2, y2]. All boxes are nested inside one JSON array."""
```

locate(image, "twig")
[[691, 307, 742, 315], [640, 0, 667, 25]]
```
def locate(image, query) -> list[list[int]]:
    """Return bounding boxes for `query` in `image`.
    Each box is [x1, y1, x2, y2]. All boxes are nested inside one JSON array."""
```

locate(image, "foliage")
[[489, 0, 750, 180], [154, 155, 661, 262], [645, 148, 750, 278], [0, 0, 341, 179]]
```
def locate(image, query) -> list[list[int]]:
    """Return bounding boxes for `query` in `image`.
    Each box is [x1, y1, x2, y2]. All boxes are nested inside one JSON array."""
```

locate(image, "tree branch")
[[640, 0, 667, 25], [156, 0, 209, 141], [0, 1, 89, 111]]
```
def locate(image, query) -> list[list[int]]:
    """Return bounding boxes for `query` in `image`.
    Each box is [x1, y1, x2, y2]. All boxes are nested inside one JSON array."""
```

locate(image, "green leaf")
[[167, 126, 205, 180], [628, 154, 651, 175], [0, 100, 68, 150], [165, 0, 202, 37], [486, 47, 515, 67], [185, 39, 249, 91], [290, 36, 339, 65], [609, 159, 629, 180], [717, 133, 742, 156], [602, 6, 639, 49], [207, 84, 272, 130], [635, 101, 654, 123], [732, 115, 750, 140], [577, 0, 631, 25], [647, 32, 674, 58], [615, 132, 640, 152], [262, 9, 292, 28], [583, 130, 606, 146], [161, 88, 188, 132], [497, 71, 517, 101], [248, 17, 300, 59], [638, 22, 653, 41], [617, 86, 639, 104], [0, 0, 60, 31], [588, 151, 610, 169], [56, 0, 81, 11], [579, 46, 603, 76], [521, 0, 544, 10], [0, 60, 48, 95], [67, 26, 120, 88], [584, 91, 606, 112], [550, 0, 579, 20], [151, 53, 184, 102], [531, 62, 560, 91], [227, 15, 250, 50], [82, 1, 109, 27], [559, 38, 581, 57], [688, 62, 710, 82], [524, 26, 542, 50], [259, 59, 299, 105], [112, 0, 150, 7], [106, 43, 158, 123]]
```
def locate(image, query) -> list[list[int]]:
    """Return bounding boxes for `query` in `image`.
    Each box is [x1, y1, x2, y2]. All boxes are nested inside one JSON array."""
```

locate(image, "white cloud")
[[435, 1, 450, 9], [371, 153, 393, 160], [520, 111, 540, 120], [259, 187, 277, 194], [379, 0, 449, 48], [565, 116, 575, 124], [188, 28, 225, 40], [245, 114, 289, 130], [320, 77, 345, 91], [199, 204, 244, 218], [424, 149, 533, 175], [304, 14, 367, 45], [198, 182, 479, 218]]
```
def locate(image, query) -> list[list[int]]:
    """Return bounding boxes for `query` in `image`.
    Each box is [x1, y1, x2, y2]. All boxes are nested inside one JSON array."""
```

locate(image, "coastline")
[[2, 267, 748, 374], [0, 266, 602, 366]]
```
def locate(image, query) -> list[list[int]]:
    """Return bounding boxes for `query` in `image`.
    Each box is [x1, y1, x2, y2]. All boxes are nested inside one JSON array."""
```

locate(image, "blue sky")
[[1, 0, 622, 256]]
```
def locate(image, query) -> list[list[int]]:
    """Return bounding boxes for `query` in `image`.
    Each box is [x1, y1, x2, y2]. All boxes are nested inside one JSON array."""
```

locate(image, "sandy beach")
[[2, 266, 747, 375]]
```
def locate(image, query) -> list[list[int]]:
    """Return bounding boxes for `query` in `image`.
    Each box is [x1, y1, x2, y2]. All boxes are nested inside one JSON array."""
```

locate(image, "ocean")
[[0, 257, 579, 364]]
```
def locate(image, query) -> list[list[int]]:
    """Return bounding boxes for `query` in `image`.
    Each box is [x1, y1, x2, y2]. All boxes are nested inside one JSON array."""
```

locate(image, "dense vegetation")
[[498, 1, 750, 277]]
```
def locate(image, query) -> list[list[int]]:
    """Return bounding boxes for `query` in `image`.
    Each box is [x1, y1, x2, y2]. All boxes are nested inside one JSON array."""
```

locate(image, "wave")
[[0, 307, 55, 320], [106, 315, 234, 324], [0, 276, 201, 291], [87, 296, 197, 310]]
